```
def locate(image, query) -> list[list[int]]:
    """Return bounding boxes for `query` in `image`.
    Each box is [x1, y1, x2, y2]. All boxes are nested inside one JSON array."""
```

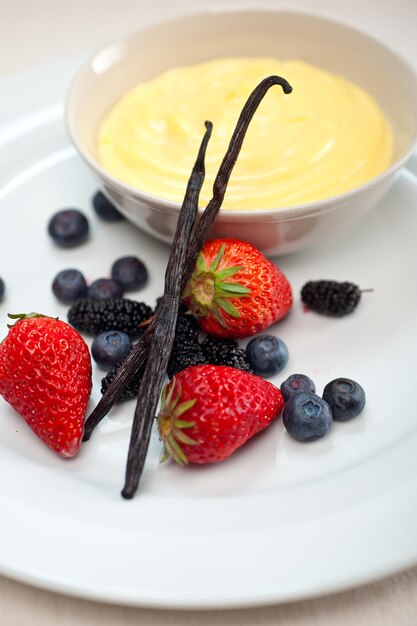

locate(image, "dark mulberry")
[[101, 352, 145, 403], [68, 298, 152, 337], [301, 281, 362, 316], [166, 307, 205, 378], [201, 336, 252, 373], [167, 337, 207, 379]]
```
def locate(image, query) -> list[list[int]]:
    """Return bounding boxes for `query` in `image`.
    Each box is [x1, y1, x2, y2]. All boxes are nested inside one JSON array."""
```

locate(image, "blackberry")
[[301, 280, 362, 316], [166, 308, 205, 378], [68, 298, 152, 337], [175, 306, 200, 342], [101, 353, 145, 403], [201, 336, 252, 373], [167, 337, 206, 378]]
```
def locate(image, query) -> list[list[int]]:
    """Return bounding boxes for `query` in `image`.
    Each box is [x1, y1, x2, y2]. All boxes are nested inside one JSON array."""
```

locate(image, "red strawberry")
[[0, 313, 92, 458], [157, 364, 284, 464], [182, 238, 292, 339]]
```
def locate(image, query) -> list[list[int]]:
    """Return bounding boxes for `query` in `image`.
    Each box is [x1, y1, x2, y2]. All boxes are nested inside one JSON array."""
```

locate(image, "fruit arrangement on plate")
[[0, 76, 366, 499]]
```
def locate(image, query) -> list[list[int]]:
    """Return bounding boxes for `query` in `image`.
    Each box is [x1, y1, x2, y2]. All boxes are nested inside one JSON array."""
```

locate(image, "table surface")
[[1, 0, 417, 624]]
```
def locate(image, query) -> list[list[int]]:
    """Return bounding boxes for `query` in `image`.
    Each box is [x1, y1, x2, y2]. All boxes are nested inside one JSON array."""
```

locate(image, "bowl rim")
[[65, 6, 417, 219]]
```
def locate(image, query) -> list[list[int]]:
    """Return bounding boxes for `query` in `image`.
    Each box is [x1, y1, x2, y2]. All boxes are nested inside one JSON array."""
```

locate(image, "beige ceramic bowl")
[[66, 9, 417, 256]]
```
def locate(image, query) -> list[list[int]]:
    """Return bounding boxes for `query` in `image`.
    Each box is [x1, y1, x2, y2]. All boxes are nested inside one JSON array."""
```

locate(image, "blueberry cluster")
[[280, 374, 366, 442], [47, 194, 153, 371], [52, 254, 148, 305], [49, 194, 148, 302]]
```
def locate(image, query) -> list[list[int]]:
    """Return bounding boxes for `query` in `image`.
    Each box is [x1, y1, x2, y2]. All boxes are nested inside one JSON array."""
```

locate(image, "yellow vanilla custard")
[[97, 57, 394, 210]]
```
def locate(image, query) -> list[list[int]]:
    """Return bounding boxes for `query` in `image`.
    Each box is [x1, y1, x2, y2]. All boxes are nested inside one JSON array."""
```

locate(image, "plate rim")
[[0, 57, 417, 609]]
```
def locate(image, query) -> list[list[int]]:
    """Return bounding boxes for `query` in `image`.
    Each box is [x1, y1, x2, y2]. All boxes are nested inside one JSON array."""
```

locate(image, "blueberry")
[[91, 330, 132, 369], [0, 277, 5, 301], [111, 256, 148, 291], [245, 335, 288, 377], [283, 392, 332, 442], [92, 191, 125, 221], [88, 278, 124, 300], [322, 378, 366, 421], [48, 209, 89, 247], [280, 374, 316, 401], [52, 269, 88, 304]]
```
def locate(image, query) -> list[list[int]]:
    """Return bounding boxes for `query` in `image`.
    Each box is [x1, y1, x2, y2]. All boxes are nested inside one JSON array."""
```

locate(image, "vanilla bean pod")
[[183, 75, 292, 276], [83, 123, 212, 442], [83, 75, 292, 443], [121, 122, 213, 499], [122, 76, 293, 499]]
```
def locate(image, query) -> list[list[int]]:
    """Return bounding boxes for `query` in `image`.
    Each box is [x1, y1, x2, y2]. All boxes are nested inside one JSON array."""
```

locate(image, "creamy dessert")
[[97, 57, 394, 209]]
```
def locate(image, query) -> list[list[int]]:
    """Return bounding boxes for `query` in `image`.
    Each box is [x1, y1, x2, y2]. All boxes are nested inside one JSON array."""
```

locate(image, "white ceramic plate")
[[0, 59, 417, 609]]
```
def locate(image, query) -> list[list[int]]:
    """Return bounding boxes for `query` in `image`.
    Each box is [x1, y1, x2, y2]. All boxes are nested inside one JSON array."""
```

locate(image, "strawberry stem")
[[157, 379, 197, 465], [6, 312, 55, 329], [191, 272, 216, 307], [185, 244, 250, 325]]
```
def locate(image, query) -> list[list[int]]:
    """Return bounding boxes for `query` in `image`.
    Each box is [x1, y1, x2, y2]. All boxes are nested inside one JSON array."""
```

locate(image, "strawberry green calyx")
[[157, 379, 197, 465], [183, 244, 250, 326], [6, 312, 57, 329]]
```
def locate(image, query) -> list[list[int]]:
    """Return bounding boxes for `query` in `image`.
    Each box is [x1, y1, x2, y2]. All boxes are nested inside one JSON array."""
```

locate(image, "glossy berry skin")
[[280, 374, 316, 402], [0, 315, 92, 457], [182, 238, 292, 339], [0, 277, 4, 301], [91, 330, 132, 370], [283, 392, 332, 442], [92, 191, 125, 221], [322, 378, 366, 421], [48, 209, 89, 247], [88, 278, 124, 300], [157, 364, 284, 464], [52, 268, 88, 304], [246, 335, 288, 377], [111, 256, 148, 291]]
